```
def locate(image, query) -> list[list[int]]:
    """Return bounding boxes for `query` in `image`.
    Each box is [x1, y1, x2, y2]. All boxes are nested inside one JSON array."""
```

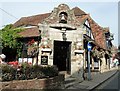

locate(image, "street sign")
[[87, 41, 92, 80], [87, 42, 92, 51]]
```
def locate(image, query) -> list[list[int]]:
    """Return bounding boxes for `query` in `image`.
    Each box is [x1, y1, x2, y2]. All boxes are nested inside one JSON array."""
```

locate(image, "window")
[[83, 20, 92, 37]]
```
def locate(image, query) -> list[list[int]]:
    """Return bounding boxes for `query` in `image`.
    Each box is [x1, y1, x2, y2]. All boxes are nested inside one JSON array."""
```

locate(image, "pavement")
[[65, 66, 119, 90]]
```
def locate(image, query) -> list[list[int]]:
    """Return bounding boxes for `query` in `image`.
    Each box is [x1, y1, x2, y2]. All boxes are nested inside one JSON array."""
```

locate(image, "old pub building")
[[12, 4, 113, 80]]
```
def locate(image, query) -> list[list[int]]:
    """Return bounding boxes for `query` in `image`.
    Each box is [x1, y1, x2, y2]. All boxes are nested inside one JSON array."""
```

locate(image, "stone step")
[[59, 71, 71, 78], [65, 77, 83, 88], [65, 76, 76, 82]]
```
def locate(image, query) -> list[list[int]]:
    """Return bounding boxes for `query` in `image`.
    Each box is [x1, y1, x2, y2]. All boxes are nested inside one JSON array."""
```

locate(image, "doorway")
[[53, 40, 71, 73]]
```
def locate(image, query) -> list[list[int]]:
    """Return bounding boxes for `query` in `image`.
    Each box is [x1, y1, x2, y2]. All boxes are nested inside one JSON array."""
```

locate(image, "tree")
[[0, 24, 24, 58]]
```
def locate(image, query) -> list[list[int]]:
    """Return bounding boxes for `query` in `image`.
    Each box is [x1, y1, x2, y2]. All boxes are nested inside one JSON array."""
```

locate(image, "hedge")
[[0, 63, 58, 81]]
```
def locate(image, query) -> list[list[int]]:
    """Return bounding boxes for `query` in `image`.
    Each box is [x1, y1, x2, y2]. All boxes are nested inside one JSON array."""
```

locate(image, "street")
[[93, 67, 120, 90]]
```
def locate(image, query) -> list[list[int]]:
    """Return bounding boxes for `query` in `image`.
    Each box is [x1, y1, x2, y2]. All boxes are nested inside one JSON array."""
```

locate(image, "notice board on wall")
[[41, 56, 48, 65]]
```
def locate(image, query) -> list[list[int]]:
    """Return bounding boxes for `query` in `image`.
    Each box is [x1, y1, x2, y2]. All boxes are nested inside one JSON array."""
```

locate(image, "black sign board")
[[41, 56, 48, 65]]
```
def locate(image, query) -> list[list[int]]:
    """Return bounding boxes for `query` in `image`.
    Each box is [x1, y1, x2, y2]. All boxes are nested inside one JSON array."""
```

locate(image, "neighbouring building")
[[13, 4, 114, 80]]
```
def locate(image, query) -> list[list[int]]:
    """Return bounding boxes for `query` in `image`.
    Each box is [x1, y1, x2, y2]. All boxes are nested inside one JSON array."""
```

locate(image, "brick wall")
[[1, 74, 65, 90]]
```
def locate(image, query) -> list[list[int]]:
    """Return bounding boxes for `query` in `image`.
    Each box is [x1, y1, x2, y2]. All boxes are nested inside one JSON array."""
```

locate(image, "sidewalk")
[[65, 67, 118, 90]]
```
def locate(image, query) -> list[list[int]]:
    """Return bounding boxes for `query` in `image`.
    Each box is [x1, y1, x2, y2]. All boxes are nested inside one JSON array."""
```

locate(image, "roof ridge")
[[19, 13, 51, 19]]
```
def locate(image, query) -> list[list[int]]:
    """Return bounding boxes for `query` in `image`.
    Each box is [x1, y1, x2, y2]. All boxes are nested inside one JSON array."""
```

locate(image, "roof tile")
[[18, 27, 39, 37]]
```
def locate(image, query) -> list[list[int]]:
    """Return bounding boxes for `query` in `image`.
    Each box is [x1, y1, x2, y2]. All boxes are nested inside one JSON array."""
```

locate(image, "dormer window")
[[59, 12, 68, 24]]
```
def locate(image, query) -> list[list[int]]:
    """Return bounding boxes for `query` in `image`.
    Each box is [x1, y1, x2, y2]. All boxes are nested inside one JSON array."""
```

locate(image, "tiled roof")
[[72, 7, 86, 16], [76, 15, 88, 24], [13, 7, 86, 28], [13, 13, 51, 28], [18, 27, 39, 37], [86, 15, 107, 49], [76, 14, 107, 49], [14, 7, 87, 37]]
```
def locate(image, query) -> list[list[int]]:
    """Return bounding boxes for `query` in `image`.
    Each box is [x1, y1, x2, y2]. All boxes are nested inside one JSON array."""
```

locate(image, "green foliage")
[[41, 66, 58, 77], [1, 63, 59, 81], [1, 24, 23, 48], [0, 24, 24, 57], [1, 64, 16, 81]]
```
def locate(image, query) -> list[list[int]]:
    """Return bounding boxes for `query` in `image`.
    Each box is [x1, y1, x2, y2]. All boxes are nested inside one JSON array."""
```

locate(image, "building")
[[13, 4, 114, 80]]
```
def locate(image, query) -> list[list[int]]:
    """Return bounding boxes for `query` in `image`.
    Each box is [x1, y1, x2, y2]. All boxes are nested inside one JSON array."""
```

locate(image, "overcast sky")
[[0, 1, 119, 46]]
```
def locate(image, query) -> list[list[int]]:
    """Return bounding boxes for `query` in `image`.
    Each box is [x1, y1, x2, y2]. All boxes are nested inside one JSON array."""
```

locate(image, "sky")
[[0, 0, 119, 47], [118, 2, 120, 45]]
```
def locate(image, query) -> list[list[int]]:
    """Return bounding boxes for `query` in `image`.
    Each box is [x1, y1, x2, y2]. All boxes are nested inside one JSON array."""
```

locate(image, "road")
[[93, 68, 120, 90]]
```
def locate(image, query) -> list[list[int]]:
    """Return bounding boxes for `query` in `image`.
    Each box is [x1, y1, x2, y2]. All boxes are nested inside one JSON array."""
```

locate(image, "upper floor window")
[[83, 20, 92, 37], [59, 12, 68, 24]]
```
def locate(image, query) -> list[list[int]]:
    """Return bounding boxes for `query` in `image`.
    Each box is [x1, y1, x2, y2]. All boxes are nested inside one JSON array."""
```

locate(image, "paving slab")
[[65, 67, 118, 90]]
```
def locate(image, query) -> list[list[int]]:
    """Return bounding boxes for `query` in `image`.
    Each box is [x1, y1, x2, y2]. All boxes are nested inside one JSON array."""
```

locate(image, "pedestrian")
[[113, 58, 119, 66], [0, 54, 6, 64]]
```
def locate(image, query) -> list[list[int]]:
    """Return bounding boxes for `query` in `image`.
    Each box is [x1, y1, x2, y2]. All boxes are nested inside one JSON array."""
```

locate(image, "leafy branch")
[[0, 24, 24, 57]]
